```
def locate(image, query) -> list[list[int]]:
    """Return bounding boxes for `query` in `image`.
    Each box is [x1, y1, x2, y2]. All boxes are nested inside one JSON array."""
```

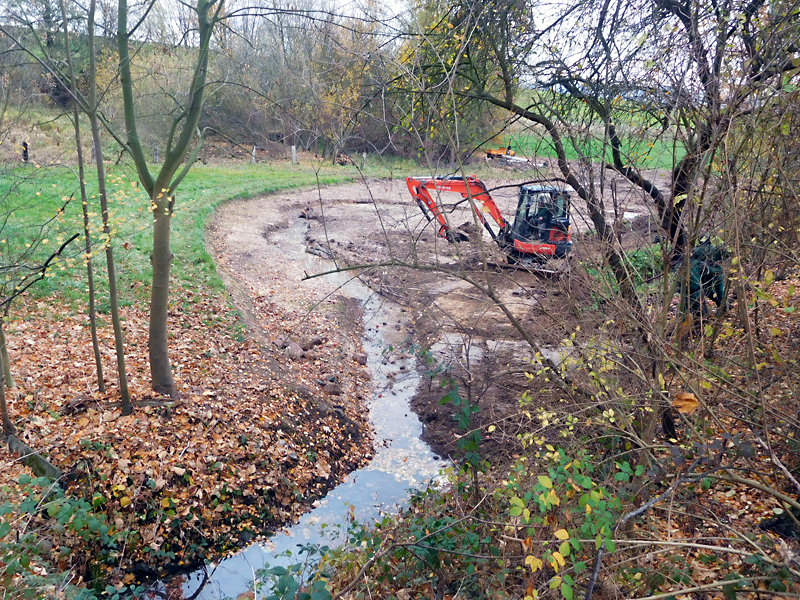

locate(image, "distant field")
[[495, 132, 685, 171]]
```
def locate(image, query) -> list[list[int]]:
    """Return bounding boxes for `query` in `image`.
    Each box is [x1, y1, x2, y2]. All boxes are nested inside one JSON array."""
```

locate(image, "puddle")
[[171, 220, 448, 599]]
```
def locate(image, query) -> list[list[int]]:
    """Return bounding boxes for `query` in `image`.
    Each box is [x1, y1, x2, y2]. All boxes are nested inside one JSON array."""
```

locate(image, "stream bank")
[[179, 196, 448, 598], [179, 176, 656, 597]]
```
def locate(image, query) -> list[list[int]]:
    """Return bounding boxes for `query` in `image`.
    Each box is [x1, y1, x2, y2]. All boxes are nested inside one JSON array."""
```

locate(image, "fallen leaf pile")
[[0, 275, 374, 584], [634, 278, 800, 597]]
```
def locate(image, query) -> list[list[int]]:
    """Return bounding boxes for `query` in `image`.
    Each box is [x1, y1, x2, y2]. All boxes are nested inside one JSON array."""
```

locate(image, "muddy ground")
[[209, 170, 662, 461]]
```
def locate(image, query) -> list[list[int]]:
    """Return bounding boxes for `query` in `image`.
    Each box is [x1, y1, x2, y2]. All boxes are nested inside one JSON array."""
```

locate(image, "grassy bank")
[[0, 155, 407, 596], [0, 157, 411, 308]]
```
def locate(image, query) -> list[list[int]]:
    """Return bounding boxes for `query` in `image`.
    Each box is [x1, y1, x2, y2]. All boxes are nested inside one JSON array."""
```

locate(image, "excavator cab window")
[[515, 190, 567, 241]]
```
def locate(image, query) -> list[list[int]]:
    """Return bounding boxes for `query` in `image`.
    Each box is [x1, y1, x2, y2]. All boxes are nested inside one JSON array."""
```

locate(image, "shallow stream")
[[178, 219, 448, 599]]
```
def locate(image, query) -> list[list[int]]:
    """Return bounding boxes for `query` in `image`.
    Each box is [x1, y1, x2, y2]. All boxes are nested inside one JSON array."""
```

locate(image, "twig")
[[334, 496, 492, 598], [584, 457, 703, 600], [332, 543, 397, 600], [751, 432, 800, 496], [710, 472, 800, 512], [584, 548, 604, 600], [409, 543, 523, 561], [629, 576, 771, 600], [1, 233, 81, 308]]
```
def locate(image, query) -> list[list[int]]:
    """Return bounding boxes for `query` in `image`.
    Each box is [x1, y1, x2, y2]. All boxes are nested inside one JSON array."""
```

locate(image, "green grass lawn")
[[0, 123, 679, 317], [0, 157, 408, 311]]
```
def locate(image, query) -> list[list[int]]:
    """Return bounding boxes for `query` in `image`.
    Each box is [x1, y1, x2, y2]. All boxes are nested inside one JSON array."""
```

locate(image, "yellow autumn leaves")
[[525, 527, 571, 574], [118, 495, 174, 509]]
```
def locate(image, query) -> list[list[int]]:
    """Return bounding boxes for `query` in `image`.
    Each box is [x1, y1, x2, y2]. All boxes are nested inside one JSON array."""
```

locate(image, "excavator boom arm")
[[405, 176, 508, 242]]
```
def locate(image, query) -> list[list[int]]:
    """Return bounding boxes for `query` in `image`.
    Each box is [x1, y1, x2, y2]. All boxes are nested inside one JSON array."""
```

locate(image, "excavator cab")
[[507, 186, 572, 260]]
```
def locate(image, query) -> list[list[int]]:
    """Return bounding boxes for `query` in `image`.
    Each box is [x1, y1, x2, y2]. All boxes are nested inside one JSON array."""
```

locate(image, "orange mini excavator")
[[405, 175, 573, 263], [485, 146, 516, 159]]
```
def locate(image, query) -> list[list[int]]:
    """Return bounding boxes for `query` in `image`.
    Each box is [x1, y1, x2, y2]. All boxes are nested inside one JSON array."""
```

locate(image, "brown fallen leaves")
[[645, 278, 800, 598], [0, 279, 374, 583], [672, 392, 699, 414]]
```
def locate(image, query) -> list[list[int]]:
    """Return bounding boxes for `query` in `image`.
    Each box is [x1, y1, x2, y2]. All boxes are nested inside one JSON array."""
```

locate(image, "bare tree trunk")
[[88, 0, 130, 412], [60, 0, 104, 393], [0, 345, 16, 436], [117, 0, 220, 397], [284, 116, 292, 161], [81, 172, 105, 392], [149, 186, 176, 396], [0, 311, 14, 389]]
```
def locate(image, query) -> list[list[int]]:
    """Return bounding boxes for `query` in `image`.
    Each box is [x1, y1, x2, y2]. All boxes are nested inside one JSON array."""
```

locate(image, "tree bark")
[[7, 435, 61, 479], [89, 0, 131, 413], [60, 0, 105, 394], [0, 316, 15, 389], [0, 357, 16, 436], [149, 188, 176, 395], [117, 0, 220, 397]]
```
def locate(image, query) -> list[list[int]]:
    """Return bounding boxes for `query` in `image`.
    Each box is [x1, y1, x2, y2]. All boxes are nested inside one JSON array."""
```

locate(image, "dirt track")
[[209, 175, 658, 459]]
